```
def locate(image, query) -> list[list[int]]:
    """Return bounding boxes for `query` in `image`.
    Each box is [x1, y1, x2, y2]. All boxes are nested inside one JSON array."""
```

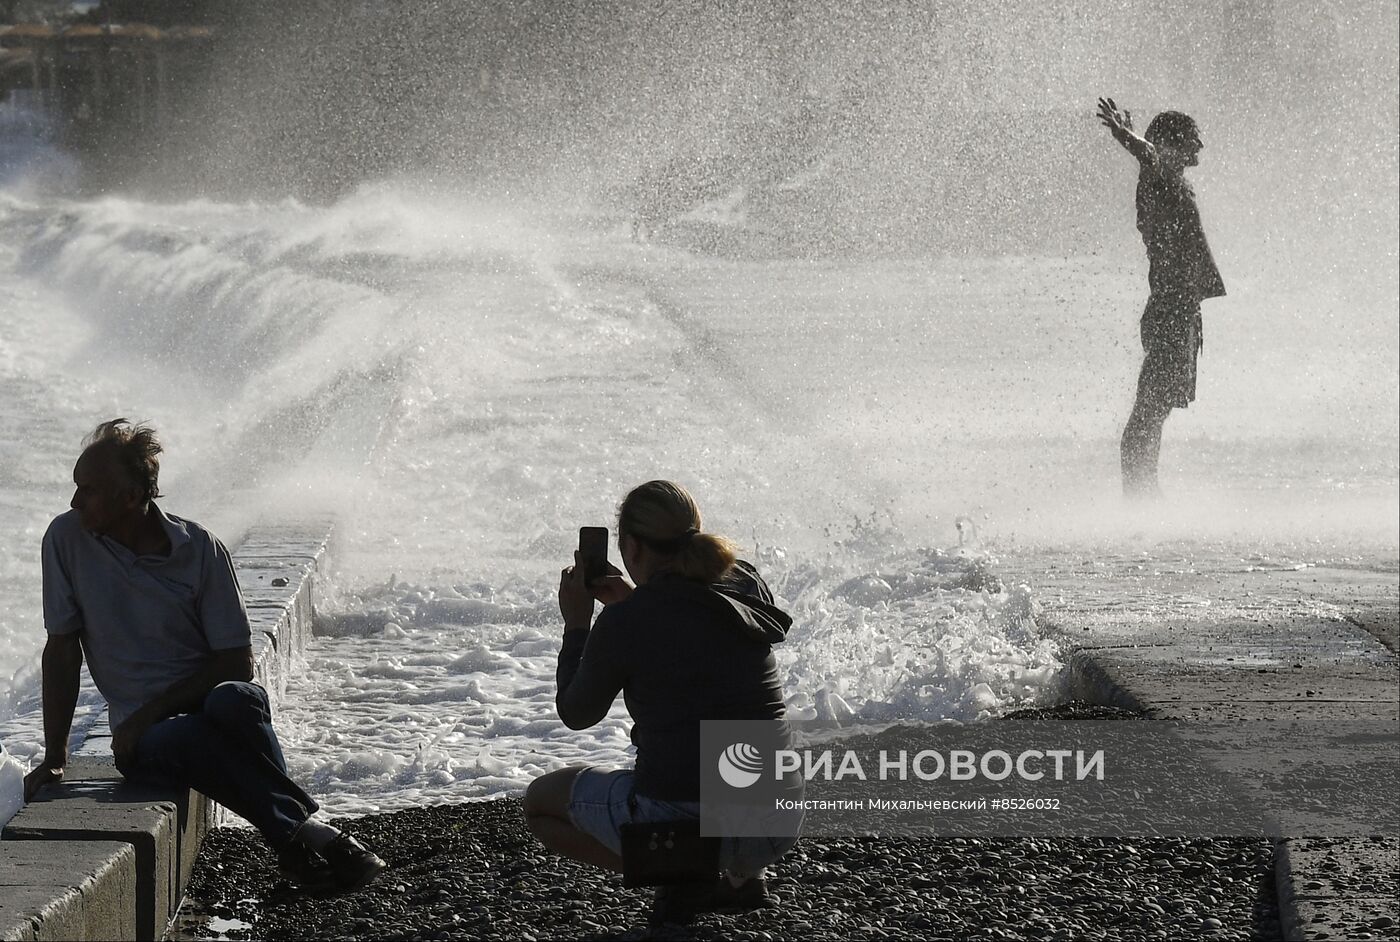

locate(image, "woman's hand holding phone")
[[559, 553, 635, 633], [559, 551, 595, 632], [587, 561, 633, 606]]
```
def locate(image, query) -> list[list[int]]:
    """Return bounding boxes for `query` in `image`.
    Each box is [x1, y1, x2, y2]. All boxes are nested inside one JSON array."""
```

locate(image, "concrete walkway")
[[1022, 555, 1400, 942]]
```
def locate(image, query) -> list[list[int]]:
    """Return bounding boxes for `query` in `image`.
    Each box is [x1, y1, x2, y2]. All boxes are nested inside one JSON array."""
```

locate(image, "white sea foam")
[[271, 542, 1062, 816]]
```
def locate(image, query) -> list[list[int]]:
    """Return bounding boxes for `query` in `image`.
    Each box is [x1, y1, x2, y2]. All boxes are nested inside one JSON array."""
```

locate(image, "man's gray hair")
[[83, 418, 164, 502]]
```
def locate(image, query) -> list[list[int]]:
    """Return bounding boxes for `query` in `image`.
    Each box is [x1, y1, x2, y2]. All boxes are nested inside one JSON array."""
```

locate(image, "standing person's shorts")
[[569, 767, 800, 879], [1136, 294, 1203, 410]]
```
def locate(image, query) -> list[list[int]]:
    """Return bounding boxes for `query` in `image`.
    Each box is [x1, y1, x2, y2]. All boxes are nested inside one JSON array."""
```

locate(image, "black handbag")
[[618, 792, 721, 888]]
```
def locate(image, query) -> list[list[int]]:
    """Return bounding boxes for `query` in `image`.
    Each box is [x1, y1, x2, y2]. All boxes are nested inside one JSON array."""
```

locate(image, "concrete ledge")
[[3, 760, 175, 942], [0, 840, 136, 941], [0, 522, 332, 942], [1064, 650, 1152, 713], [1057, 609, 1398, 941], [1276, 837, 1400, 942]]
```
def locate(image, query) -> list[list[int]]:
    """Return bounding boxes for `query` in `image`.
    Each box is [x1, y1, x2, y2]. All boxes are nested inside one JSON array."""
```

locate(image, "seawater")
[[1, 177, 1395, 814]]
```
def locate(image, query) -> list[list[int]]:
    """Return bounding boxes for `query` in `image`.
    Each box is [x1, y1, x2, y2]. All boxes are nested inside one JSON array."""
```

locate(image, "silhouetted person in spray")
[[1098, 97, 1226, 497]]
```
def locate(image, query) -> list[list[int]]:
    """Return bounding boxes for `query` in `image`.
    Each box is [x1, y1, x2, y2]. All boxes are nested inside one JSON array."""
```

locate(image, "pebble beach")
[[174, 704, 1286, 941], [174, 799, 1280, 941]]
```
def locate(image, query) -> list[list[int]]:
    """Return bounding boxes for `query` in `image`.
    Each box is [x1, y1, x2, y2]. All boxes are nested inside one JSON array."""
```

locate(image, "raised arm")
[[1097, 97, 1154, 165]]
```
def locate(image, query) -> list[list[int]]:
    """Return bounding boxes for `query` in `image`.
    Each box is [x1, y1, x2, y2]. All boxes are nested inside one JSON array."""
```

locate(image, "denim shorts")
[[568, 767, 799, 878]]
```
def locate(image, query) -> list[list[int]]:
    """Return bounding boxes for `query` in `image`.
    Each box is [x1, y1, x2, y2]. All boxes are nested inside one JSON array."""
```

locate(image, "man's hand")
[[23, 758, 64, 802], [111, 713, 153, 770], [1097, 97, 1134, 138]]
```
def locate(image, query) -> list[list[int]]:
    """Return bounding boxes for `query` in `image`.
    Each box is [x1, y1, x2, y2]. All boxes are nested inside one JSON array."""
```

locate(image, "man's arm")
[[1097, 96, 1154, 165], [23, 632, 84, 801], [131, 645, 254, 722], [111, 646, 254, 768]]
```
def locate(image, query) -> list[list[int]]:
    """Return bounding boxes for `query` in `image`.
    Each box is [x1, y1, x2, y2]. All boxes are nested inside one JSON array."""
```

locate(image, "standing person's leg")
[[1121, 386, 1171, 497], [1122, 297, 1189, 497]]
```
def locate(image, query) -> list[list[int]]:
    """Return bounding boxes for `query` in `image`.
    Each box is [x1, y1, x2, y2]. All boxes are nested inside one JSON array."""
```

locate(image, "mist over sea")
[[1, 0, 1395, 811]]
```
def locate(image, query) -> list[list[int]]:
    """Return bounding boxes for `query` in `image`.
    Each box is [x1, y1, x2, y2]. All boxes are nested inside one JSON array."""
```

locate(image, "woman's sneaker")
[[710, 875, 773, 912], [649, 881, 714, 928]]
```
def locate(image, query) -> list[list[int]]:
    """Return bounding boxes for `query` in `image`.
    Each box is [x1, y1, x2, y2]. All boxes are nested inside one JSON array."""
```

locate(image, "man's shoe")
[[320, 833, 387, 891], [709, 875, 773, 912], [277, 841, 335, 890]]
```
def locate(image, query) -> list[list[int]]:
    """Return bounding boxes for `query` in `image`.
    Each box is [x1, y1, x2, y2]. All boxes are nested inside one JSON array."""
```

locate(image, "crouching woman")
[[524, 480, 802, 927]]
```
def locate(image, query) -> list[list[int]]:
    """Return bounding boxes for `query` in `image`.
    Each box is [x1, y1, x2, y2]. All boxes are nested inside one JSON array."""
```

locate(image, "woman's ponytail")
[[674, 530, 738, 584]]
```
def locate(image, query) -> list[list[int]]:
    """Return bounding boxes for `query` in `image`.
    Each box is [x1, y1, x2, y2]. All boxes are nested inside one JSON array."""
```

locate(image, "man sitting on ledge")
[[23, 418, 386, 892]]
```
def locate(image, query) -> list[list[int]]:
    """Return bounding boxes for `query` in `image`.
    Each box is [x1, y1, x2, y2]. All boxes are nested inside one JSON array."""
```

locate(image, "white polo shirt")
[[41, 505, 252, 729]]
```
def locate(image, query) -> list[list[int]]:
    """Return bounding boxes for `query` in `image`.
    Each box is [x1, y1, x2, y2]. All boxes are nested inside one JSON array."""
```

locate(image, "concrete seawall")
[[1039, 562, 1400, 942], [0, 523, 332, 942]]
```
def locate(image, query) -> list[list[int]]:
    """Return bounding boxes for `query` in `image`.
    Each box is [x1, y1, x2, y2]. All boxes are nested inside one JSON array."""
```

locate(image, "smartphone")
[[578, 527, 610, 584]]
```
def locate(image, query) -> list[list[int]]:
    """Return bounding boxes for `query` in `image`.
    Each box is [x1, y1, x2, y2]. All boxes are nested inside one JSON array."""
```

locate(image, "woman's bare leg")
[[523, 767, 624, 873]]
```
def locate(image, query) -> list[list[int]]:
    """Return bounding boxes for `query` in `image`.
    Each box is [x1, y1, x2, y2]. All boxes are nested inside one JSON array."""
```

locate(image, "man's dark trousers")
[[120, 681, 317, 847]]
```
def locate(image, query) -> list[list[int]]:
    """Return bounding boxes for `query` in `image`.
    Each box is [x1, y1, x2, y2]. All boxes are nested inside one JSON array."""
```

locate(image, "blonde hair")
[[617, 480, 738, 584]]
